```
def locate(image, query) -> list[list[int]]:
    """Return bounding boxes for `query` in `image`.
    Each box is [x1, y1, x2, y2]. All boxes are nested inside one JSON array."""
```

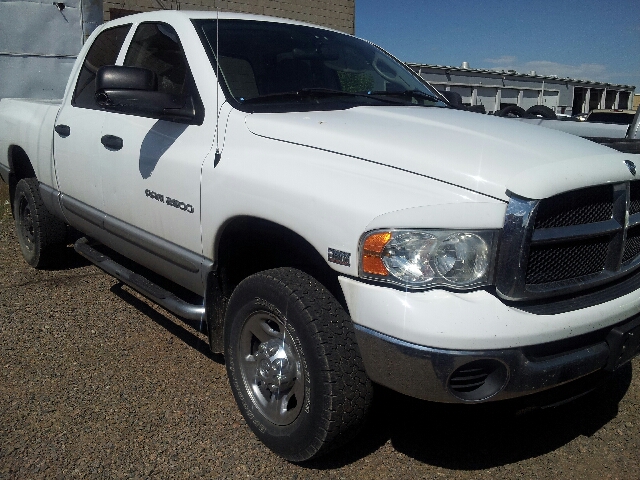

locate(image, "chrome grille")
[[623, 226, 640, 264], [526, 238, 609, 284], [630, 182, 640, 215], [534, 184, 613, 229], [496, 181, 640, 300]]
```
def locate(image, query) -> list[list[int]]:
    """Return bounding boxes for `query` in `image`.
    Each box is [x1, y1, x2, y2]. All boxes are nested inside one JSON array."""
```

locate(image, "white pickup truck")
[[2, 11, 640, 461]]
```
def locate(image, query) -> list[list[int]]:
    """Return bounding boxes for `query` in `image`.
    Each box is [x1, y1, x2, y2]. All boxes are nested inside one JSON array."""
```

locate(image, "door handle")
[[54, 124, 70, 137], [101, 135, 123, 151]]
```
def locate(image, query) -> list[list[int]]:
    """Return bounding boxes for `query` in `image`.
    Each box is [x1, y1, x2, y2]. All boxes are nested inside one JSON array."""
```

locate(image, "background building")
[[1, 0, 634, 113], [410, 62, 635, 115], [0, 0, 102, 99], [0, 0, 354, 100], [104, 0, 354, 34]]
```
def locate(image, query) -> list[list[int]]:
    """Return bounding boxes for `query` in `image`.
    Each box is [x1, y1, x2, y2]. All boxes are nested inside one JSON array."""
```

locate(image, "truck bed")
[[0, 98, 62, 188]]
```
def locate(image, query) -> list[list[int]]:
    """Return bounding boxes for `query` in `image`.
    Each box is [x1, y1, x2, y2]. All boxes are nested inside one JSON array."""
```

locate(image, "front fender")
[[200, 109, 504, 277]]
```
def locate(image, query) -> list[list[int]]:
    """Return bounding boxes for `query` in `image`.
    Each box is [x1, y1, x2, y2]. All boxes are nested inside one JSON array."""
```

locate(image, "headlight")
[[359, 229, 498, 289]]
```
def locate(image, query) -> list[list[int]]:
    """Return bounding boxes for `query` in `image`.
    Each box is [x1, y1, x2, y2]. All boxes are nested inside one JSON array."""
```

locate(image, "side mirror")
[[95, 65, 197, 123], [440, 90, 464, 108]]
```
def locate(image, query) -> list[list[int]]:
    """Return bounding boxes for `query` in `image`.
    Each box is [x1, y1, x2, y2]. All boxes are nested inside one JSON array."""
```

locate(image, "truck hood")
[[245, 106, 637, 201]]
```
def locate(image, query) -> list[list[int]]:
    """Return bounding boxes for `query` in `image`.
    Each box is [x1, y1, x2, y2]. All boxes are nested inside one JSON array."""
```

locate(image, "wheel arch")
[[6, 145, 36, 209], [214, 215, 344, 302], [8, 145, 36, 181], [206, 215, 347, 352]]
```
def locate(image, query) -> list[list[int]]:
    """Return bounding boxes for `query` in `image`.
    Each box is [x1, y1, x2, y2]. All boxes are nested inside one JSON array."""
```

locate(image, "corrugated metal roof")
[[406, 62, 635, 90]]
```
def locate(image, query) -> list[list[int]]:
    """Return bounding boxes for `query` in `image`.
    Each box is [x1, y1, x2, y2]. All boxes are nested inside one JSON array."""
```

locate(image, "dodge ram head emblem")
[[625, 160, 636, 176]]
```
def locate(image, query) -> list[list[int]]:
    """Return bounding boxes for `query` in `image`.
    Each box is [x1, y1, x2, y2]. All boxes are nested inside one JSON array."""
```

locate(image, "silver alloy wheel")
[[237, 311, 305, 426], [17, 196, 35, 252]]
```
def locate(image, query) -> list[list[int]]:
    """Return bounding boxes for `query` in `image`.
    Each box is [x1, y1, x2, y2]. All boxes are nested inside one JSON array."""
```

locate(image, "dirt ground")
[[1, 181, 639, 479]]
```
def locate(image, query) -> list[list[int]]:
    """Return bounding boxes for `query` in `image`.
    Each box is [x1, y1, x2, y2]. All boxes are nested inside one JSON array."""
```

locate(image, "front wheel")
[[224, 268, 372, 461]]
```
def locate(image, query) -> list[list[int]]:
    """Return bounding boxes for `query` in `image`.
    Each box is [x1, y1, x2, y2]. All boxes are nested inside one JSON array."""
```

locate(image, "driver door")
[[99, 22, 214, 263]]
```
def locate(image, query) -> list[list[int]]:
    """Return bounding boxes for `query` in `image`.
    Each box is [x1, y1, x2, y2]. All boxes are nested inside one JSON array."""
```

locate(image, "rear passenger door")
[[54, 24, 131, 232], [99, 22, 214, 257]]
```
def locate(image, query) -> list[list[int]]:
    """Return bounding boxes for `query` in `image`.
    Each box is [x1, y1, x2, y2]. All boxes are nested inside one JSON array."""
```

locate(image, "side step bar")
[[74, 237, 205, 321]]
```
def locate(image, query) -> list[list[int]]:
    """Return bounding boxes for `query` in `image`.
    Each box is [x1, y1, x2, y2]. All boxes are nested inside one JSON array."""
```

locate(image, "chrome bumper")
[[354, 314, 640, 403]]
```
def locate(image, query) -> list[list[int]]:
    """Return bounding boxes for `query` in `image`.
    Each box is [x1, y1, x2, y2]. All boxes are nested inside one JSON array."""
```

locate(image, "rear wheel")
[[224, 267, 372, 461], [14, 178, 67, 268]]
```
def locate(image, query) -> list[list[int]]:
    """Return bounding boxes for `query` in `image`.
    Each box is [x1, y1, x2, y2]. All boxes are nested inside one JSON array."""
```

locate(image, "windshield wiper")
[[300, 88, 411, 104], [239, 88, 399, 105], [368, 89, 441, 103]]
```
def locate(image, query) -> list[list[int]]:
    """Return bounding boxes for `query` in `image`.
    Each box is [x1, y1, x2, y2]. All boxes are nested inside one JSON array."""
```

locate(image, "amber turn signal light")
[[362, 231, 391, 276]]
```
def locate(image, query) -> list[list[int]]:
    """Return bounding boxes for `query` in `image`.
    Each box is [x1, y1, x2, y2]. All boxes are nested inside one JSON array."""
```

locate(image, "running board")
[[74, 237, 205, 321]]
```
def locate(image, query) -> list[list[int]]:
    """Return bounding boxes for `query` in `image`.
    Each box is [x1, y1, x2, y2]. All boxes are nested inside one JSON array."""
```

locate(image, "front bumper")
[[354, 315, 640, 403]]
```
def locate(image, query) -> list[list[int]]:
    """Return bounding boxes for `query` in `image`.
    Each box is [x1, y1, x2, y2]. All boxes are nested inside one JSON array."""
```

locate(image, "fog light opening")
[[448, 359, 509, 401]]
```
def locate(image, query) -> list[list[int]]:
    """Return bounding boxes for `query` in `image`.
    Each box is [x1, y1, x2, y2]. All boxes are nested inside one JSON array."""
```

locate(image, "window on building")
[[589, 88, 604, 111], [500, 89, 519, 110], [618, 91, 630, 109], [605, 90, 617, 109], [572, 87, 586, 114]]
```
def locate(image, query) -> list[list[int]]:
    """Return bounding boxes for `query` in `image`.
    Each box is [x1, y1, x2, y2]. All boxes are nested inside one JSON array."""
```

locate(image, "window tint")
[[73, 24, 132, 109], [124, 23, 190, 96]]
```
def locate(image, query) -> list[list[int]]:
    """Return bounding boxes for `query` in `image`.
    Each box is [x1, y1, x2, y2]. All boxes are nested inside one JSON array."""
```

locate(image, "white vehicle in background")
[[517, 113, 631, 139], [489, 102, 638, 152], [575, 109, 636, 124], [1, 11, 640, 461], [442, 90, 638, 146], [515, 107, 637, 141]]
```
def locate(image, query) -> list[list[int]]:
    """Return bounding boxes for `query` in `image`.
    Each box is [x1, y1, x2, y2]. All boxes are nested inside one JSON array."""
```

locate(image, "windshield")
[[193, 19, 446, 112]]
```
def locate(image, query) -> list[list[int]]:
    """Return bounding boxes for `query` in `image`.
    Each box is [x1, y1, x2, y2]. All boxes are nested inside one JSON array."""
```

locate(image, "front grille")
[[526, 237, 609, 284], [496, 180, 640, 300], [630, 182, 640, 215], [534, 184, 613, 228], [623, 226, 640, 264]]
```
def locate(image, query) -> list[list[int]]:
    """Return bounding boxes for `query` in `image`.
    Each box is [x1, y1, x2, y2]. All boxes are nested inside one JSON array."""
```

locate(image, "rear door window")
[[124, 23, 193, 97], [72, 25, 132, 109], [121, 22, 203, 122]]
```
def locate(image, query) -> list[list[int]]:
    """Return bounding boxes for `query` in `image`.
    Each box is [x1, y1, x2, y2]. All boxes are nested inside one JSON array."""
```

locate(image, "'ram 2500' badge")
[[625, 160, 636, 176], [328, 248, 350, 267], [145, 189, 194, 213]]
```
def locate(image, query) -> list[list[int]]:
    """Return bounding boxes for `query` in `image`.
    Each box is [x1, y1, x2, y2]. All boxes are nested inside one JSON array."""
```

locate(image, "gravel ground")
[[1, 181, 639, 479]]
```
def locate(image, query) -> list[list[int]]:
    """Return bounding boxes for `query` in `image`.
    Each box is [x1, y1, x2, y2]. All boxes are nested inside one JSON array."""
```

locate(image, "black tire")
[[467, 104, 486, 114], [526, 105, 557, 119], [496, 105, 526, 118], [14, 178, 67, 268], [224, 268, 373, 462]]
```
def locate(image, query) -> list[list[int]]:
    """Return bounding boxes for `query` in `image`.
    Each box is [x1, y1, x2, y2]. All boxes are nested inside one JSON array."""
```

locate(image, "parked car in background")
[[514, 107, 638, 141], [576, 109, 637, 125]]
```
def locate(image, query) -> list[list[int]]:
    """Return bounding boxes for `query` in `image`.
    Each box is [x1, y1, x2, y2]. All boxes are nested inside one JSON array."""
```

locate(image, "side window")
[[73, 25, 132, 109], [124, 23, 192, 96]]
